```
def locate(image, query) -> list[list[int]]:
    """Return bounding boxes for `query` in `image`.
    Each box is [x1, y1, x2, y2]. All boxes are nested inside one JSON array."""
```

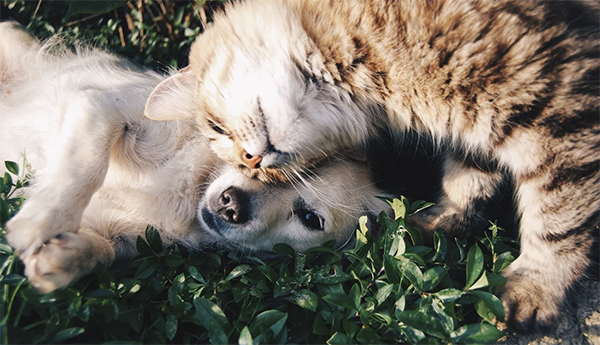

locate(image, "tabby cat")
[[144, 0, 599, 331]]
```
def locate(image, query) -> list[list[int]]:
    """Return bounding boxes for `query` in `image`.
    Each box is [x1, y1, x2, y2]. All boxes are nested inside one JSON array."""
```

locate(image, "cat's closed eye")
[[208, 118, 228, 136]]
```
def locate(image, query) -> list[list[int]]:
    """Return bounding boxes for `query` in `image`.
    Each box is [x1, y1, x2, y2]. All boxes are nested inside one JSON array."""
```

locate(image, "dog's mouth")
[[200, 208, 225, 237]]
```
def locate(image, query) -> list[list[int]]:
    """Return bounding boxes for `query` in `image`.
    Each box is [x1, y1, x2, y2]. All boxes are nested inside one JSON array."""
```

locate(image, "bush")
[[0, 161, 518, 344]]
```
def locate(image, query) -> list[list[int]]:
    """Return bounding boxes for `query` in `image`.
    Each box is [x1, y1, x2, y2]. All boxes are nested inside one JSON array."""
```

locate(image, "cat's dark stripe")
[[571, 66, 600, 97], [545, 213, 599, 243], [545, 161, 599, 193], [541, 108, 600, 139], [544, 226, 590, 243]]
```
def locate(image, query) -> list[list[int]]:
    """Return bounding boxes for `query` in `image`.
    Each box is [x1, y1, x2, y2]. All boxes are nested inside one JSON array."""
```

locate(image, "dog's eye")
[[296, 209, 325, 231], [208, 119, 227, 135]]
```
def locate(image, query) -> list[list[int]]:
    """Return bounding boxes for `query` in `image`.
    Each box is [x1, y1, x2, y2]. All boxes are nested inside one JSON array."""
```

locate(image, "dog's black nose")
[[218, 187, 249, 224]]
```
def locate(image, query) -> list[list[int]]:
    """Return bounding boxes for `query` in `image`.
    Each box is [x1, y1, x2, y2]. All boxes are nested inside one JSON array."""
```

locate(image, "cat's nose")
[[241, 151, 262, 169], [217, 187, 249, 224]]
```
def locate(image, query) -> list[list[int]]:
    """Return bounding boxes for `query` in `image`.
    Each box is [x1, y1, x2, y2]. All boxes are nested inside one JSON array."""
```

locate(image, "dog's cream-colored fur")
[[0, 22, 389, 293]]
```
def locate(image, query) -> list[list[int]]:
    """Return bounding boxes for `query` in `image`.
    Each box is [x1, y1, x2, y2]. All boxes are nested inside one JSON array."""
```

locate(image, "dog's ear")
[[145, 66, 196, 121]]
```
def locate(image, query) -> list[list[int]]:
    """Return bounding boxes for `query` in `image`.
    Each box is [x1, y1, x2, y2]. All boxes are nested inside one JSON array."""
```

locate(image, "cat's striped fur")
[[144, 0, 600, 331]]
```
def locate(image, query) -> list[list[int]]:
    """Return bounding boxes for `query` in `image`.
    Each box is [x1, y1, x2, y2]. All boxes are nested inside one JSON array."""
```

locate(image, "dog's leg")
[[6, 91, 124, 258], [22, 228, 115, 293]]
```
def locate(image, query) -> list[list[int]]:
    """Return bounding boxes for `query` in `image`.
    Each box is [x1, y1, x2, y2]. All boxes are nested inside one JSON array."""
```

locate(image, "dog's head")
[[198, 156, 390, 253]]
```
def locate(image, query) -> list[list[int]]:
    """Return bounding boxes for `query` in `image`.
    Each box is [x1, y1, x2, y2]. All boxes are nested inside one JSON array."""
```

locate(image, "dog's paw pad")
[[23, 233, 88, 293]]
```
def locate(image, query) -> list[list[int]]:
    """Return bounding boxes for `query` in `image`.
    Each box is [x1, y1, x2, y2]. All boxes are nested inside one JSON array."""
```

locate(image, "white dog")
[[0, 22, 389, 293]]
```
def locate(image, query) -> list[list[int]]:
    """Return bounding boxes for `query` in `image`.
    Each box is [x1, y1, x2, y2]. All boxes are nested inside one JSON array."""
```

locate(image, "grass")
[[0, 1, 520, 343]]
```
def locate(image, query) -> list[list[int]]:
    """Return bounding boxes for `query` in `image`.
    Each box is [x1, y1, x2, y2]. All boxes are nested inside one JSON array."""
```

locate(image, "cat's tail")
[[0, 21, 38, 85]]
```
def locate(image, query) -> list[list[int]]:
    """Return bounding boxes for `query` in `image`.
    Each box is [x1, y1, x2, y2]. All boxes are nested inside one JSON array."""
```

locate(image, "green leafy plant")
[[0, 160, 518, 344]]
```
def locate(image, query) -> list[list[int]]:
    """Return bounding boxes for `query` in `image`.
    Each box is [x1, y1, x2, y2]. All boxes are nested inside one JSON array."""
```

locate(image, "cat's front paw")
[[22, 232, 113, 293], [497, 268, 563, 333], [407, 205, 477, 237]]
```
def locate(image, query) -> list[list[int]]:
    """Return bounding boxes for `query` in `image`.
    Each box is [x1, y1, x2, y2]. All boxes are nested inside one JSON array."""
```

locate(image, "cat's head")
[[144, 1, 368, 182]]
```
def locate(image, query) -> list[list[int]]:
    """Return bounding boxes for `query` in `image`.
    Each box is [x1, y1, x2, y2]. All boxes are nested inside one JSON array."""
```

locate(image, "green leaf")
[[291, 290, 318, 312], [249, 310, 288, 344], [431, 230, 448, 262], [387, 198, 407, 220], [323, 293, 357, 311], [470, 290, 505, 322], [135, 235, 154, 257], [271, 243, 296, 258], [422, 267, 448, 291], [145, 226, 163, 253], [385, 219, 404, 257], [51, 327, 85, 343], [5, 161, 18, 175], [384, 255, 423, 290], [327, 332, 353, 344], [374, 283, 394, 306], [342, 319, 359, 338], [431, 299, 454, 335], [464, 244, 484, 290], [349, 284, 361, 310], [4, 172, 12, 187], [371, 312, 393, 326], [417, 337, 445, 345], [193, 296, 230, 344], [134, 258, 158, 279], [165, 314, 178, 341], [403, 222, 424, 246], [395, 310, 448, 340], [469, 270, 491, 291], [356, 326, 381, 344], [493, 251, 515, 273], [409, 200, 434, 214], [433, 288, 464, 303], [238, 326, 253, 345], [187, 266, 206, 284], [356, 215, 370, 250], [257, 264, 278, 283], [398, 325, 427, 344], [450, 323, 504, 343], [226, 264, 252, 281]]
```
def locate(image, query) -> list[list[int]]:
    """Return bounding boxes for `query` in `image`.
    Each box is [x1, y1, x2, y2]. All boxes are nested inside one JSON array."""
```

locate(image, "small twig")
[[138, 0, 144, 52], [32, 0, 43, 20], [63, 13, 103, 28], [145, 3, 161, 32], [125, 12, 135, 32], [158, 0, 168, 16], [113, 9, 127, 47], [197, 5, 208, 31]]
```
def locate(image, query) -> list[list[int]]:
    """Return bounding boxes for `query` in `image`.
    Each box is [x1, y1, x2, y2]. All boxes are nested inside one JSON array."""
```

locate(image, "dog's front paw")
[[6, 202, 80, 258], [497, 267, 563, 333], [22, 232, 114, 293]]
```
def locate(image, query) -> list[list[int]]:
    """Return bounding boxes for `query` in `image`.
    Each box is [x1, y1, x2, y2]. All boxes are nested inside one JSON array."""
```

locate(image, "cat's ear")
[[145, 66, 196, 121]]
